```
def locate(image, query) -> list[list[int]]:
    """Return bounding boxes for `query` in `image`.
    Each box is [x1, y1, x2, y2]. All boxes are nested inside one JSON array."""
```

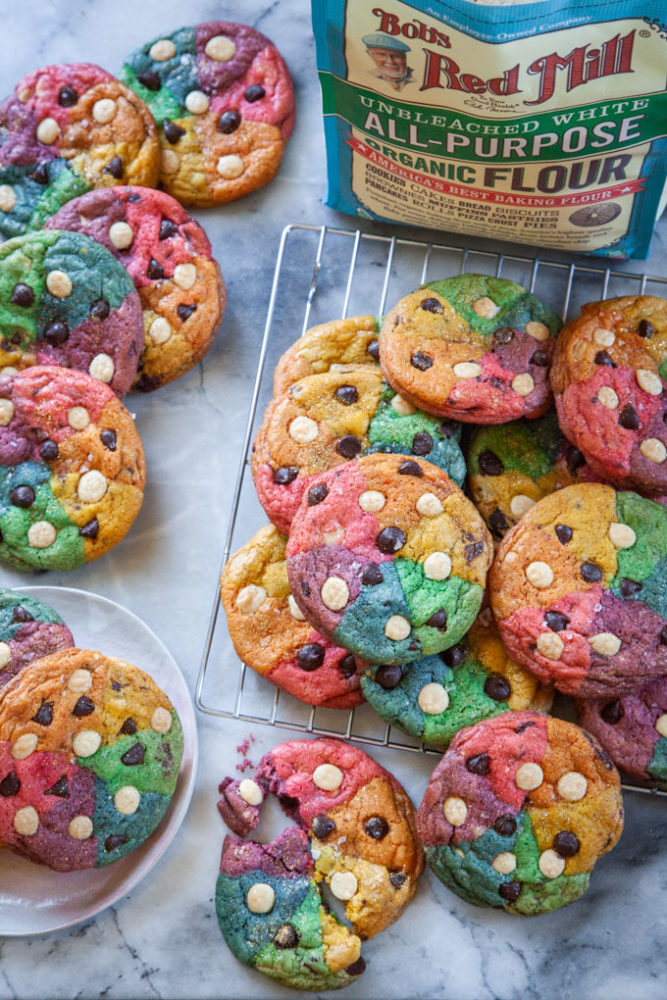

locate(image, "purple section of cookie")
[[47, 189, 126, 256], [16, 766, 97, 872], [493, 329, 552, 379], [0, 99, 54, 166], [588, 590, 667, 695], [220, 827, 312, 878], [0, 622, 73, 690], [217, 776, 264, 837], [628, 401, 667, 494], [287, 546, 364, 635], [0, 386, 32, 464], [195, 22, 268, 92]]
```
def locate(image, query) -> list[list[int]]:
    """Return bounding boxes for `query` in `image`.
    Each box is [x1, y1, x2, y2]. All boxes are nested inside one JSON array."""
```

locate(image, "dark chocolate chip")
[[58, 85, 78, 107], [43, 320, 69, 345], [499, 881, 521, 902], [119, 717, 138, 736], [104, 156, 123, 179], [554, 830, 580, 857], [79, 517, 99, 539], [0, 771, 20, 797], [367, 339, 380, 360], [361, 563, 383, 586], [545, 611, 569, 632], [90, 298, 110, 320], [398, 460, 422, 477], [274, 465, 298, 485], [30, 162, 50, 185], [127, 193, 141, 203], [514, 720, 535, 734], [565, 446, 586, 476], [465, 541, 485, 562], [420, 297, 443, 314], [10, 485, 35, 508], [279, 794, 299, 812], [478, 450, 504, 476], [530, 350, 549, 367], [489, 508, 509, 538], [493, 815, 517, 837], [376, 526, 405, 553], [10, 283, 34, 307], [32, 701, 53, 726], [297, 643, 325, 671], [39, 439, 59, 461], [111, 681, 122, 691], [440, 644, 465, 668], [484, 674, 511, 701], [494, 328, 514, 345], [311, 814, 336, 839], [346, 957, 366, 976], [147, 258, 164, 280], [121, 743, 146, 766], [105, 834, 128, 852], [581, 561, 602, 583], [335, 384, 359, 405], [177, 304, 197, 321], [594, 350, 615, 367], [135, 374, 164, 394], [244, 84, 266, 102], [336, 435, 362, 459], [411, 432, 433, 456], [163, 120, 186, 143], [376, 664, 402, 689], [308, 483, 329, 505], [137, 70, 161, 91], [619, 405, 640, 430], [555, 524, 573, 545], [217, 110, 241, 134], [72, 695, 95, 717], [364, 815, 389, 840], [12, 605, 33, 623], [638, 319, 654, 338], [411, 351, 433, 371], [301, 580, 311, 597], [619, 577, 642, 597], [489, 377, 504, 389], [601, 699, 623, 724], [389, 870, 407, 889], [45, 775, 69, 798], [466, 753, 490, 775], [101, 429, 117, 451], [159, 218, 179, 240], [273, 924, 299, 949], [427, 609, 448, 631], [339, 654, 357, 678]]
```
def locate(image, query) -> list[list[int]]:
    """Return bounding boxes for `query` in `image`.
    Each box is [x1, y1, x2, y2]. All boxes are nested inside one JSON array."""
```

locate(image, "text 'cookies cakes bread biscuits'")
[[0, 588, 74, 691], [252, 364, 466, 534], [379, 275, 561, 424], [360, 607, 553, 750], [0, 648, 183, 871], [0, 63, 160, 239], [121, 21, 295, 206], [467, 409, 600, 540], [0, 366, 145, 571], [416, 712, 623, 916], [46, 186, 225, 391], [220, 524, 363, 709], [0, 230, 144, 398], [286, 453, 493, 666], [489, 483, 667, 699], [273, 316, 381, 397], [550, 295, 667, 494], [216, 737, 423, 990]]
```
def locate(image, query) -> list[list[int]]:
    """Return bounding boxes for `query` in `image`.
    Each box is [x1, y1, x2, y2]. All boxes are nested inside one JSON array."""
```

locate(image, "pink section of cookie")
[[8, 366, 110, 440], [212, 46, 295, 139], [498, 602, 594, 695], [17, 63, 113, 127], [270, 630, 363, 710]]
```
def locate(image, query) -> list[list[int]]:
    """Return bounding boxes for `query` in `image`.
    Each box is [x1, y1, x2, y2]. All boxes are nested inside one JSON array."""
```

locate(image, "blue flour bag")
[[311, 0, 667, 258]]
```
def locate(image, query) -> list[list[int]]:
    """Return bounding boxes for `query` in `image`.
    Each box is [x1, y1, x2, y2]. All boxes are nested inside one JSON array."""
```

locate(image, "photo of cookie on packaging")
[[121, 21, 295, 206], [273, 316, 381, 396], [216, 737, 423, 990], [46, 186, 225, 391], [0, 63, 160, 239], [0, 588, 74, 690]]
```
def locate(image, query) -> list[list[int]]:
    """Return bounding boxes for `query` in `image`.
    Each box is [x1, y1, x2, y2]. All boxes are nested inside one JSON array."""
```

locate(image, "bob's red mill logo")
[[370, 8, 636, 105]]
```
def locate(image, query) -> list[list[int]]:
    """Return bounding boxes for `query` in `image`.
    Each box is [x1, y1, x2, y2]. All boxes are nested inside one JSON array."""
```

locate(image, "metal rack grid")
[[195, 222, 667, 791]]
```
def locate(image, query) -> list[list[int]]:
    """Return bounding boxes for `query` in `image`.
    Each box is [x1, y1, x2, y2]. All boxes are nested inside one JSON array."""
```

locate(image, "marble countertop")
[[0, 1, 666, 998]]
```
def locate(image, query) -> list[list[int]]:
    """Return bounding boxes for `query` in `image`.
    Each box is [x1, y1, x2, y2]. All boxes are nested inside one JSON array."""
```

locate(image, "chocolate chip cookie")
[[273, 316, 381, 396]]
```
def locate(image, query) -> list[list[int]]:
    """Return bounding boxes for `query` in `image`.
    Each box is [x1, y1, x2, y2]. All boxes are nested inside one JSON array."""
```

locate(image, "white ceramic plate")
[[0, 585, 198, 936]]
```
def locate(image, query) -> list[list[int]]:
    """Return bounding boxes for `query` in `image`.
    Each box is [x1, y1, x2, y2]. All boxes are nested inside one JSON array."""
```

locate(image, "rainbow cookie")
[[416, 712, 623, 915], [0, 589, 74, 690], [216, 737, 423, 990], [489, 483, 667, 698], [273, 316, 381, 396]]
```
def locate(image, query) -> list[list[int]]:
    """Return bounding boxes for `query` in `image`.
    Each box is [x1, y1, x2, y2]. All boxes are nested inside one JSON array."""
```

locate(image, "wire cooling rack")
[[195, 222, 667, 787]]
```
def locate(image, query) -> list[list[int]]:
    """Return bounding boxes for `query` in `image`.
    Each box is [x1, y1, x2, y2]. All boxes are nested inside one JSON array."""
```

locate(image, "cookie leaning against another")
[[121, 21, 294, 206], [0, 589, 74, 691], [0, 62, 160, 239], [47, 186, 225, 391], [273, 316, 381, 395], [0, 648, 183, 871]]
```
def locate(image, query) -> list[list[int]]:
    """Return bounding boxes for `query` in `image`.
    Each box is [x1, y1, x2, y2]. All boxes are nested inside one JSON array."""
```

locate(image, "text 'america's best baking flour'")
[[311, 0, 667, 258]]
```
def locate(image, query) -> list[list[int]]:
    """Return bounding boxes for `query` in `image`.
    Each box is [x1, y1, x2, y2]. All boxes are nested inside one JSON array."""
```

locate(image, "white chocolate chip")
[[216, 154, 245, 179], [313, 763, 344, 791], [68, 405, 90, 430], [151, 706, 172, 734], [238, 778, 262, 806], [289, 416, 318, 444], [640, 438, 667, 463], [390, 395, 416, 416], [588, 632, 621, 656], [512, 373, 535, 397], [323, 527, 344, 545], [13, 806, 39, 837], [384, 615, 411, 641], [416, 492, 443, 517], [525, 321, 550, 341], [205, 35, 237, 61], [418, 682, 449, 715], [359, 490, 386, 513], [161, 149, 180, 175], [149, 39, 176, 61], [173, 262, 197, 290], [557, 771, 587, 802], [510, 494, 535, 518], [572, 340, 587, 361], [492, 852, 517, 875], [0, 399, 14, 425], [68, 815, 93, 840], [320, 577, 349, 611], [443, 796, 467, 827], [46, 270, 72, 298], [597, 387, 619, 410], [1, 367, 17, 375], [593, 327, 615, 347], [503, 551, 518, 564], [68, 668, 92, 693], [330, 871, 358, 901], [515, 762, 544, 791], [27, 521, 56, 549], [11, 733, 38, 760], [109, 221, 133, 249], [73, 730, 101, 758], [184, 90, 209, 115], [609, 523, 636, 549], [78, 470, 107, 503], [92, 98, 117, 124], [236, 584, 267, 614], [453, 361, 482, 379], [0, 185, 17, 212], [423, 551, 452, 581], [36, 117, 60, 145], [149, 317, 172, 344], [536, 631, 564, 660], [0, 641, 11, 668], [636, 369, 662, 396], [89, 353, 115, 383], [539, 849, 565, 879], [287, 594, 305, 621], [114, 785, 141, 815], [525, 561, 554, 588], [246, 882, 275, 914], [472, 296, 499, 319], [654, 714, 667, 739]]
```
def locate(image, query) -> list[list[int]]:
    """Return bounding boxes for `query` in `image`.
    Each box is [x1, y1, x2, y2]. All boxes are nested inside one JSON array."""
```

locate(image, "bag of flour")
[[311, 0, 667, 258]]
